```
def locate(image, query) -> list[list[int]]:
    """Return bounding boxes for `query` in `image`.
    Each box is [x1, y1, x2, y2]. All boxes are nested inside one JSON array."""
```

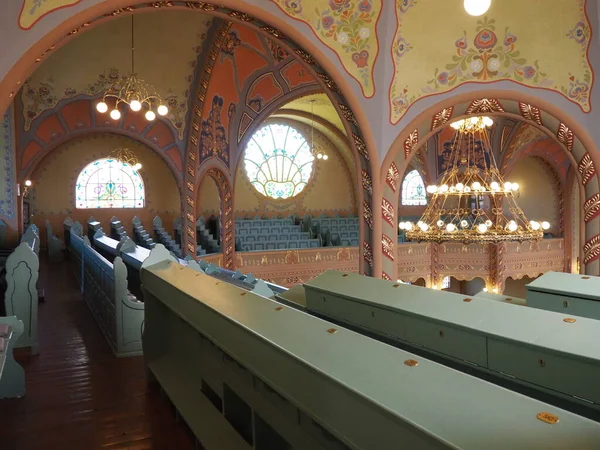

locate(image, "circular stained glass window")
[[243, 124, 314, 200]]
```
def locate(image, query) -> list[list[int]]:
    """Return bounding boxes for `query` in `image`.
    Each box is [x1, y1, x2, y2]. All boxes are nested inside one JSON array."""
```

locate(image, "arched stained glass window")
[[244, 124, 314, 200], [401, 170, 427, 206], [75, 158, 145, 209]]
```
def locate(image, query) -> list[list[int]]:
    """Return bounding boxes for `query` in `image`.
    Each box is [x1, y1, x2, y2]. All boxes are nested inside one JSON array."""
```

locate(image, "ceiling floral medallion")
[[270, 0, 381, 97], [390, 0, 593, 124]]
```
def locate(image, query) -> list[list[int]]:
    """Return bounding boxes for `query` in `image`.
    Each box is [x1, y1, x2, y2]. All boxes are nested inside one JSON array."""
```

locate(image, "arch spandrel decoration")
[[382, 96, 600, 282]]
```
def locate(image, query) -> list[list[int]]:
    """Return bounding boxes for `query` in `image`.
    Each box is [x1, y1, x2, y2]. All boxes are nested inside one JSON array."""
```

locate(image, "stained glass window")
[[441, 276, 451, 289], [75, 158, 145, 209], [244, 124, 314, 200], [401, 170, 427, 206]]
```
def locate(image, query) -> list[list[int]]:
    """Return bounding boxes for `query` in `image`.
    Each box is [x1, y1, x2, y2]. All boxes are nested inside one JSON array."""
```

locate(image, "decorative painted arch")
[[19, 98, 183, 185], [381, 93, 600, 280], [195, 162, 234, 270], [166, 7, 377, 272]]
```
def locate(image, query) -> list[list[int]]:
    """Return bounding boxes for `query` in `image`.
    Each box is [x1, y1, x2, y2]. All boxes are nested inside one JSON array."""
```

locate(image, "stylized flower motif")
[[64, 88, 76, 97], [284, 0, 302, 13], [359, 27, 370, 39], [470, 60, 483, 73], [473, 29, 497, 50], [523, 66, 536, 79], [568, 22, 587, 45], [455, 36, 468, 49], [395, 37, 411, 58], [39, 86, 50, 97], [392, 94, 409, 112], [399, 0, 417, 13], [329, 0, 350, 12], [321, 15, 334, 30], [358, 0, 372, 12], [568, 81, 589, 102], [222, 31, 241, 56], [504, 32, 517, 46], [337, 31, 349, 45], [487, 58, 500, 71], [437, 72, 449, 85], [352, 50, 369, 68]]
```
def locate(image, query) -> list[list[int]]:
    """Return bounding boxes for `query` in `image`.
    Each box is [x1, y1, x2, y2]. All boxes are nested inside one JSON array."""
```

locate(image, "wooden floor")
[[0, 256, 196, 450]]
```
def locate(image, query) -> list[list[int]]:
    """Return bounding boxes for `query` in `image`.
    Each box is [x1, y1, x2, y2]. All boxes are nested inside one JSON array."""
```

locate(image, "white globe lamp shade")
[[157, 105, 169, 116], [427, 185, 438, 194], [541, 221, 550, 230], [460, 220, 468, 228], [145, 110, 156, 121], [96, 101, 108, 113], [455, 183, 464, 191], [316, 153, 323, 159], [406, 222, 414, 231], [530, 221, 540, 231], [323, 154, 329, 160], [511, 182, 519, 191], [130, 100, 142, 112], [508, 222, 518, 232], [25, 179, 32, 187], [464, 0, 491, 16], [437, 220, 444, 227], [485, 219, 493, 227], [477, 224, 488, 234], [446, 223, 456, 232], [472, 181, 481, 190], [109, 109, 121, 120]]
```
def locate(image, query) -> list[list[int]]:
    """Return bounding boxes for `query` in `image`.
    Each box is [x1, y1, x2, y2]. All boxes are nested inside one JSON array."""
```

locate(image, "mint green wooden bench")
[[304, 271, 600, 414], [527, 271, 600, 320], [0, 316, 25, 399], [474, 290, 527, 306], [140, 259, 600, 450]]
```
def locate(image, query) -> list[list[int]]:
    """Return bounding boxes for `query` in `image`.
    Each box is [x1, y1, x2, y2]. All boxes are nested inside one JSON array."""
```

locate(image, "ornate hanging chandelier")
[[96, 16, 167, 122], [399, 116, 549, 244], [109, 147, 142, 171]]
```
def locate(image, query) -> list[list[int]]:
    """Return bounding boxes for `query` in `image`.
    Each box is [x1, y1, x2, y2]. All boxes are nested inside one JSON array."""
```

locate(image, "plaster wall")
[[198, 176, 220, 218], [30, 133, 180, 247]]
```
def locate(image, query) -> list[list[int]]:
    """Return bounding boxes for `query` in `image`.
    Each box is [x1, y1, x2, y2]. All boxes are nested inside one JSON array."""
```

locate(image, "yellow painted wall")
[[505, 156, 559, 236], [31, 133, 180, 247], [234, 123, 356, 218], [197, 176, 220, 218]]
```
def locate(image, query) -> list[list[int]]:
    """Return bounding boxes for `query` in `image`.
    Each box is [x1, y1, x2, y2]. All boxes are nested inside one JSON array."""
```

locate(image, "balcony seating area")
[[132, 216, 155, 249], [235, 215, 359, 252], [196, 217, 220, 256], [153, 216, 182, 258]]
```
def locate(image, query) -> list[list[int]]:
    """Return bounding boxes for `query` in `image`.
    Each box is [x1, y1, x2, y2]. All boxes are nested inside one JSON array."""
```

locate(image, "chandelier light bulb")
[[456, 183, 464, 191], [504, 182, 513, 191], [490, 181, 500, 191], [157, 105, 169, 116], [440, 184, 449, 193], [405, 222, 414, 231], [477, 223, 488, 233], [482, 116, 494, 127], [437, 220, 445, 227], [96, 101, 108, 113], [541, 221, 550, 230], [472, 181, 481, 190], [508, 221, 518, 232], [317, 153, 323, 159], [485, 219, 492, 227], [145, 110, 156, 121], [109, 109, 121, 120], [399, 222, 406, 230], [530, 220, 540, 231], [464, 186, 471, 193], [323, 154, 329, 160], [130, 100, 142, 112], [446, 223, 456, 232], [25, 179, 32, 187], [427, 185, 438, 194], [449, 186, 457, 193], [460, 220, 468, 228], [511, 182, 519, 191], [419, 223, 429, 232], [464, 0, 491, 16]]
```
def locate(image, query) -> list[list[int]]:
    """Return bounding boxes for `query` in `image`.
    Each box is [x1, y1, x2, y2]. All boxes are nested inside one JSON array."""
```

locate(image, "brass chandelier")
[[109, 147, 142, 171], [96, 16, 168, 122], [399, 116, 549, 244]]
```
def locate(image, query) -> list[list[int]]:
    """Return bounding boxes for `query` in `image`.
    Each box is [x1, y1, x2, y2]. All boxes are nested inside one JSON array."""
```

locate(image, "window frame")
[[75, 158, 145, 209], [401, 169, 427, 206]]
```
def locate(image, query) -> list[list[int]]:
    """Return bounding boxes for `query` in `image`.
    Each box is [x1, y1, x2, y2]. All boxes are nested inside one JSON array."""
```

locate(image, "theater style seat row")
[[132, 216, 155, 249], [196, 217, 220, 256], [235, 215, 360, 251], [153, 216, 182, 258]]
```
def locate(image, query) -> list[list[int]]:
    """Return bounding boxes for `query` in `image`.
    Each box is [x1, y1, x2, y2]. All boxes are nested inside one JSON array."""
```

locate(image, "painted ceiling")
[[277, 93, 345, 133], [390, 0, 592, 124], [21, 11, 214, 139]]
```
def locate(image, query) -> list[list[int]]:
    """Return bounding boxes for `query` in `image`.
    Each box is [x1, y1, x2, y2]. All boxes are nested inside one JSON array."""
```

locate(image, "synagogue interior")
[[0, 0, 600, 449]]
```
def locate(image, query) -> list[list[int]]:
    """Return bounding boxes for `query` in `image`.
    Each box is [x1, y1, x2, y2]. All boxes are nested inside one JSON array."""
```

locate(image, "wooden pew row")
[[527, 271, 600, 320], [140, 254, 600, 450], [0, 316, 26, 399], [473, 290, 527, 306], [67, 223, 144, 357], [45, 219, 64, 263], [3, 230, 40, 354], [302, 271, 600, 418]]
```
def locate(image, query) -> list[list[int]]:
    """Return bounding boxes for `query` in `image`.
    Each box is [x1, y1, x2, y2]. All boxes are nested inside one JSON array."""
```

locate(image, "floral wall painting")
[[19, 0, 82, 30], [389, 0, 593, 124], [270, 0, 382, 97]]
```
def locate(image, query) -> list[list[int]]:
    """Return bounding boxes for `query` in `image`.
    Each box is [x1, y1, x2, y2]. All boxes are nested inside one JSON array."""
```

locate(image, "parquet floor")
[[0, 256, 196, 450]]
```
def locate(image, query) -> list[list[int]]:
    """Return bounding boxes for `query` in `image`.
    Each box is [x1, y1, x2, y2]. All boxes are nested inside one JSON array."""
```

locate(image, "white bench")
[[0, 316, 26, 399]]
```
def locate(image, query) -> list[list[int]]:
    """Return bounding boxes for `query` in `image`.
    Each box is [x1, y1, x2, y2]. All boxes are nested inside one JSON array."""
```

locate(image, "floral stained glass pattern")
[[401, 170, 426, 206], [76, 158, 145, 209], [244, 124, 314, 200]]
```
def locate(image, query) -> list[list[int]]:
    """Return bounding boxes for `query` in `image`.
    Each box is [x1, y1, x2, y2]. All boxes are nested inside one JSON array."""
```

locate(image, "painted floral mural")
[[390, 0, 593, 124], [21, 12, 214, 139], [271, 0, 381, 97]]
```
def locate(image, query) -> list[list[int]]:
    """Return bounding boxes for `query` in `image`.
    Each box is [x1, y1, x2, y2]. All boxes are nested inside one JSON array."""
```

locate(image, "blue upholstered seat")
[[257, 235, 267, 242], [266, 242, 276, 250], [277, 242, 287, 249], [288, 241, 299, 249]]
